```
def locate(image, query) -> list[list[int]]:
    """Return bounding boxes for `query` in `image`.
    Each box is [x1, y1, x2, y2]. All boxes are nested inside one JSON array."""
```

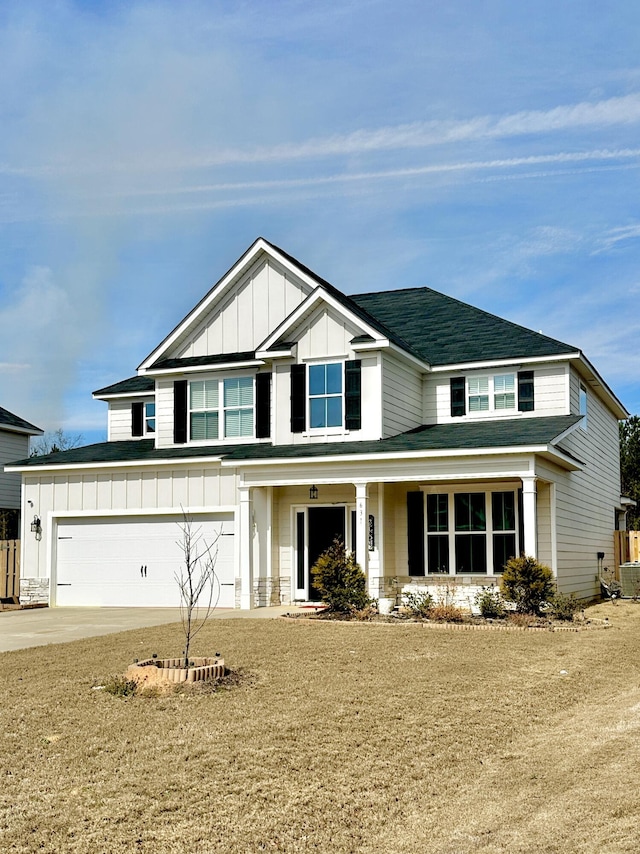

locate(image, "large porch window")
[[411, 488, 520, 576]]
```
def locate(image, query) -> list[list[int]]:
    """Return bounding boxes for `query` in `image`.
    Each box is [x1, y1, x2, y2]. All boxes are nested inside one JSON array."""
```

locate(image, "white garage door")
[[55, 515, 235, 608]]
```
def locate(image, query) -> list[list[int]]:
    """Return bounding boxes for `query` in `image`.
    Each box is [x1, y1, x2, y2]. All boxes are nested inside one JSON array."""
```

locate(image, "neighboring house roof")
[[9, 416, 583, 469], [93, 376, 156, 397], [0, 406, 43, 436], [350, 288, 578, 365]]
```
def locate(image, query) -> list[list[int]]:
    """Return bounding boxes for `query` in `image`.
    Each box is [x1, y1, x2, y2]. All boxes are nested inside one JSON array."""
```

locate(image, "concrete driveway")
[[0, 604, 300, 652]]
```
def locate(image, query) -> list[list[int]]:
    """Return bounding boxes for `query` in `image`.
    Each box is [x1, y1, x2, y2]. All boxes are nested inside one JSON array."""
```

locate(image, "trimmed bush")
[[475, 587, 506, 618], [500, 555, 555, 616], [402, 590, 434, 618], [310, 539, 370, 612], [549, 592, 581, 622]]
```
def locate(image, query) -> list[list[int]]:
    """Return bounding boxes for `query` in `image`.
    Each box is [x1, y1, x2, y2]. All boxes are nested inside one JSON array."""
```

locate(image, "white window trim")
[[144, 401, 156, 435], [188, 373, 256, 444], [304, 358, 347, 436], [466, 372, 517, 417], [421, 485, 520, 577], [579, 383, 588, 430]]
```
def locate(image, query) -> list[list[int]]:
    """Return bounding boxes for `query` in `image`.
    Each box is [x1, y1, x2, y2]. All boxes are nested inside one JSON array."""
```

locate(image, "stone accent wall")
[[20, 577, 49, 606]]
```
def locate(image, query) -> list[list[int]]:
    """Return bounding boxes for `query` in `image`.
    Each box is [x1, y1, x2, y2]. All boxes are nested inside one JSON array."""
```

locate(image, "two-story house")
[[7, 238, 628, 609], [0, 407, 42, 540]]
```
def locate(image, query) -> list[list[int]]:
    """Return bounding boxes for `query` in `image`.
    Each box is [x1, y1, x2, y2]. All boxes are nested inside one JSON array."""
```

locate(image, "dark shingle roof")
[[350, 288, 578, 365], [0, 406, 42, 434], [11, 416, 582, 468], [93, 376, 155, 396], [150, 351, 257, 371]]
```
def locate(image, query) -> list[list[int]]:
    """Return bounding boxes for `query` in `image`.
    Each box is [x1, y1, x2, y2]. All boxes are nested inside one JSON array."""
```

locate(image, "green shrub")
[[310, 539, 370, 612], [402, 590, 434, 618], [500, 555, 555, 615], [549, 592, 581, 622], [475, 587, 506, 618]]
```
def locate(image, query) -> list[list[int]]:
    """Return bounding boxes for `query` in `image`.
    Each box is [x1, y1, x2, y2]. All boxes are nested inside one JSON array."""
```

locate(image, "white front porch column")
[[239, 486, 254, 609], [355, 482, 368, 581], [521, 476, 538, 559]]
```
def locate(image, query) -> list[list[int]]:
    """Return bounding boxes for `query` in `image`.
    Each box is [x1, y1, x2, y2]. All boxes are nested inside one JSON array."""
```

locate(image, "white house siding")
[[273, 305, 382, 444], [548, 372, 621, 598], [536, 480, 553, 570], [381, 353, 423, 438], [106, 398, 157, 442], [20, 464, 240, 601], [174, 258, 310, 359], [155, 379, 176, 448], [0, 431, 30, 509], [423, 362, 570, 425]]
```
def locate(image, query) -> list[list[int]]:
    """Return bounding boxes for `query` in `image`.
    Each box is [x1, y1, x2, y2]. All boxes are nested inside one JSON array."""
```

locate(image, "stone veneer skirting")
[[20, 577, 49, 606]]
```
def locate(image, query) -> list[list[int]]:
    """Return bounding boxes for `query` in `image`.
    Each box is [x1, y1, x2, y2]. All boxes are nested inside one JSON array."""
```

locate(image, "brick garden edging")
[[127, 656, 226, 685]]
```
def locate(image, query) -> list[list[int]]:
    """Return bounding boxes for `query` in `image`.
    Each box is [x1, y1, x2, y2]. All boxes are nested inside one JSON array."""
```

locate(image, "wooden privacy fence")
[[614, 530, 640, 573], [0, 539, 20, 602]]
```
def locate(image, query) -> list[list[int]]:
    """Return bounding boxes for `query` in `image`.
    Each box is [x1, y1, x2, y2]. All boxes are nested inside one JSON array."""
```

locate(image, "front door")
[[307, 507, 346, 601]]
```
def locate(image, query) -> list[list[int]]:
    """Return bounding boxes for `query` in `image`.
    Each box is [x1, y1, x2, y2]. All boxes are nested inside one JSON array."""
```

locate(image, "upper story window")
[[451, 370, 533, 417], [291, 360, 361, 434], [190, 377, 254, 441], [132, 400, 156, 438], [309, 363, 343, 428], [145, 402, 156, 433], [579, 383, 587, 428]]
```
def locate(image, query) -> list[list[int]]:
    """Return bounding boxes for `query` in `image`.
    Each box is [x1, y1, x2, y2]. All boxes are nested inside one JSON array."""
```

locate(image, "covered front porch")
[[234, 454, 559, 610]]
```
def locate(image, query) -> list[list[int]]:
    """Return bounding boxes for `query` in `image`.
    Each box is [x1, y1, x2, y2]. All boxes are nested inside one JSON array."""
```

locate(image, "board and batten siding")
[[544, 369, 622, 598], [174, 258, 310, 359], [21, 464, 240, 583], [0, 431, 30, 509], [423, 362, 570, 425], [381, 353, 423, 438]]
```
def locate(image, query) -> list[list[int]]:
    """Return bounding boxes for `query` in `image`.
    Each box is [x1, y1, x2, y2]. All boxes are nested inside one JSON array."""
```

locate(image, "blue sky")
[[2, 0, 640, 443]]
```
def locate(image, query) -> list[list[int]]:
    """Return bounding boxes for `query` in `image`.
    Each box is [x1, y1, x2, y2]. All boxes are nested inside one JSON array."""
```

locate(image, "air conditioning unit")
[[619, 563, 640, 598]]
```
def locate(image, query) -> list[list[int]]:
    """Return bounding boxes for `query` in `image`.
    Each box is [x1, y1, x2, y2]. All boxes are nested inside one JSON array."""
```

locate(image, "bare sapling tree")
[[175, 512, 221, 668]]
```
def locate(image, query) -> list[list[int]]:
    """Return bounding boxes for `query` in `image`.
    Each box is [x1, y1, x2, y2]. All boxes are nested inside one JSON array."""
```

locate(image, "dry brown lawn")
[[1, 602, 640, 853]]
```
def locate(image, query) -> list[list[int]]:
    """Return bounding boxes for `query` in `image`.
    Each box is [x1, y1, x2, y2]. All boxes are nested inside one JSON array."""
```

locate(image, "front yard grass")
[[1, 601, 640, 853]]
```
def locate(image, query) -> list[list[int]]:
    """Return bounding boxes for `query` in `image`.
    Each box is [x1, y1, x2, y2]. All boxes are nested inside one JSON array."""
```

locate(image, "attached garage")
[[54, 514, 236, 608]]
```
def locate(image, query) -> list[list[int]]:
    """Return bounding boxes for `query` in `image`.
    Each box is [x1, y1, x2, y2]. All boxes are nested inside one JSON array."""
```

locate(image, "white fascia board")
[[351, 338, 431, 373], [257, 286, 388, 353], [147, 360, 264, 377], [138, 239, 321, 371], [6, 455, 226, 474], [50, 505, 237, 520], [222, 444, 582, 472], [573, 354, 629, 419], [550, 418, 583, 446], [0, 424, 44, 437], [92, 390, 155, 401], [255, 348, 294, 360], [430, 352, 580, 373]]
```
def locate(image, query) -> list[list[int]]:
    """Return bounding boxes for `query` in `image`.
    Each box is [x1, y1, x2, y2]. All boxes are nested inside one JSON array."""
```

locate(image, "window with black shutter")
[[173, 380, 188, 444], [291, 364, 306, 433], [518, 371, 534, 412], [407, 491, 425, 575], [256, 372, 271, 439], [131, 401, 144, 438], [450, 377, 466, 417], [345, 359, 361, 431]]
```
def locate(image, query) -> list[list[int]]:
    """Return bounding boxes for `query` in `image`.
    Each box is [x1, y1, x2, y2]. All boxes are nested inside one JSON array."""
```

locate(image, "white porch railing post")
[[239, 486, 253, 610], [521, 476, 538, 559], [355, 482, 368, 582]]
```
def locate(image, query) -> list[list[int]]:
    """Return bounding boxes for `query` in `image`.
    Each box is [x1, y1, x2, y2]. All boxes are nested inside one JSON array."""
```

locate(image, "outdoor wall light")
[[309, 485, 319, 500], [31, 515, 42, 540]]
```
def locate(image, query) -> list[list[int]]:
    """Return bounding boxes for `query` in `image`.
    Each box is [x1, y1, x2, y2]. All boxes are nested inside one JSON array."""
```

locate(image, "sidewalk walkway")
[[0, 604, 308, 652]]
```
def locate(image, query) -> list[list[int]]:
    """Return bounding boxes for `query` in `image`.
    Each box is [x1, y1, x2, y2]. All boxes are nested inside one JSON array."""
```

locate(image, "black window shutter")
[[291, 364, 306, 433], [518, 371, 535, 412], [256, 372, 271, 439], [173, 380, 188, 444], [345, 359, 362, 431], [131, 401, 144, 437], [450, 377, 466, 417], [407, 491, 425, 576]]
